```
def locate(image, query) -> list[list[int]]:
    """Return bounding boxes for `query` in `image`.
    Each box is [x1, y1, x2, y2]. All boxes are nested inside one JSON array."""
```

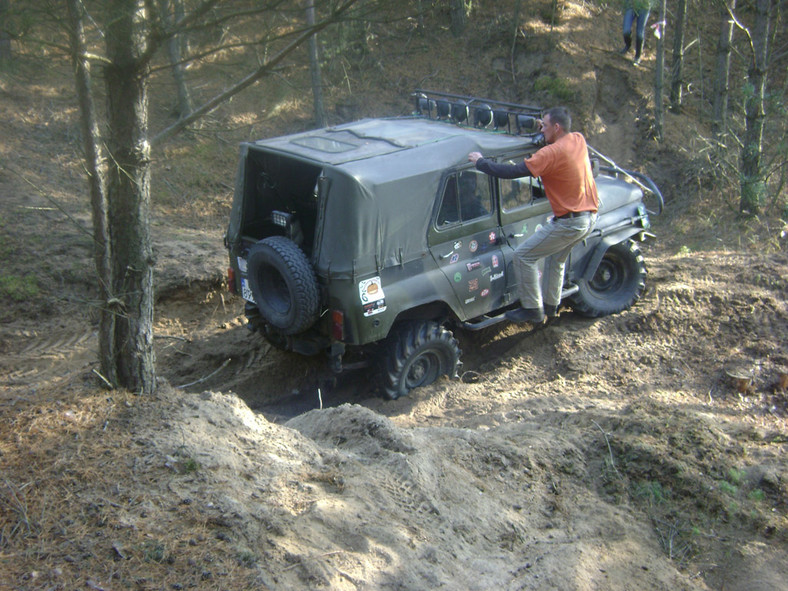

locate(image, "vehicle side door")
[[495, 157, 553, 300], [428, 169, 507, 319]]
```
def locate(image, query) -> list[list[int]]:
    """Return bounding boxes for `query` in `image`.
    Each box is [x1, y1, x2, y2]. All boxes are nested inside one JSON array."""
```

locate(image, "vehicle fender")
[[580, 227, 644, 281]]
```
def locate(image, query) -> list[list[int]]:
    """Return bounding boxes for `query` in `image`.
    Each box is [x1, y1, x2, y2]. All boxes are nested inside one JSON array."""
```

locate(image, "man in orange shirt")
[[468, 107, 599, 324]]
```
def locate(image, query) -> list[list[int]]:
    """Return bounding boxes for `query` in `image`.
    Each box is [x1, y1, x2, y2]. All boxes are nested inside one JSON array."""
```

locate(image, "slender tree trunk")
[[160, 0, 193, 119], [740, 0, 773, 215], [711, 0, 736, 140], [669, 0, 687, 111], [653, 0, 667, 140], [66, 0, 117, 387], [306, 0, 326, 127], [449, 0, 467, 36], [105, 0, 156, 393], [0, 0, 11, 62]]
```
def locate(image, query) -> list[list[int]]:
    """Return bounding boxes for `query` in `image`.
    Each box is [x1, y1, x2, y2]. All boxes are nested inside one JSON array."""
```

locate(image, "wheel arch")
[[580, 227, 646, 281]]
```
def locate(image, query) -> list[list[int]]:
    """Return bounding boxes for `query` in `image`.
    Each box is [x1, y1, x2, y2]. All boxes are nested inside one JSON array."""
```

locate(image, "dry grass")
[[0, 386, 262, 590]]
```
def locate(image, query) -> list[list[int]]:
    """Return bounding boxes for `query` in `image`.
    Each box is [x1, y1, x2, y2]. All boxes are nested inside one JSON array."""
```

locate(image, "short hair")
[[543, 107, 571, 132]]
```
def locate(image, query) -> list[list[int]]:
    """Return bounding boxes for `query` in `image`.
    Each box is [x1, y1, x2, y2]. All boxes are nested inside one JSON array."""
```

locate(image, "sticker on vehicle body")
[[488, 231, 497, 243], [481, 288, 490, 297], [454, 272, 462, 282], [469, 240, 478, 253], [363, 299, 386, 317], [237, 257, 248, 273], [490, 271, 504, 281], [359, 276, 385, 304], [466, 261, 481, 271], [468, 278, 479, 292], [454, 240, 463, 250], [450, 253, 460, 264], [492, 255, 500, 268]]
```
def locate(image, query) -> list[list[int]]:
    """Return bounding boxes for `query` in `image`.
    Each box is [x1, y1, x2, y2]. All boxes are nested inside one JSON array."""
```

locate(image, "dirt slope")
[[1, 1, 787, 589]]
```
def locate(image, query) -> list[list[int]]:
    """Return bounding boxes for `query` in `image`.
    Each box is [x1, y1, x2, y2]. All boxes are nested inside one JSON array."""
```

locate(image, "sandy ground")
[[2, 205, 787, 589]]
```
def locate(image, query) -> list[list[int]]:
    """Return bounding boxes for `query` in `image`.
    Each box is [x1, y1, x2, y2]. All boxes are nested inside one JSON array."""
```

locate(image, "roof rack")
[[412, 89, 542, 136]]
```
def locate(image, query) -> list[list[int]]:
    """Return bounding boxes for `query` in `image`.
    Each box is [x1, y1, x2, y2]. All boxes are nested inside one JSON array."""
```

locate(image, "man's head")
[[541, 107, 571, 143]]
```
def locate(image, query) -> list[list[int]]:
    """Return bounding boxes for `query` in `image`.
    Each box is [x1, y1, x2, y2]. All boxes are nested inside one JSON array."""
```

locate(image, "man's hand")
[[468, 151, 483, 164]]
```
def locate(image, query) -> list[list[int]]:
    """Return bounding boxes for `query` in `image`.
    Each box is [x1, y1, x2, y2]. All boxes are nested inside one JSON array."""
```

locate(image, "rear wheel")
[[382, 322, 461, 400], [570, 240, 646, 317]]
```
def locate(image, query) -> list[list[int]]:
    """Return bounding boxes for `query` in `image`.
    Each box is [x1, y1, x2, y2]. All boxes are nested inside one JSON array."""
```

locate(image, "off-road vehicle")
[[225, 90, 663, 399]]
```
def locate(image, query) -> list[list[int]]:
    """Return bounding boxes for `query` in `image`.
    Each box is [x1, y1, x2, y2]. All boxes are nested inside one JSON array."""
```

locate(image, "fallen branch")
[[176, 358, 231, 389], [592, 420, 623, 480], [92, 368, 114, 389]]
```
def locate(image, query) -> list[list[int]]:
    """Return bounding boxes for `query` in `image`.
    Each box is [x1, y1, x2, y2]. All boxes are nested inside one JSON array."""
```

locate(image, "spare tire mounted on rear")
[[246, 236, 319, 335]]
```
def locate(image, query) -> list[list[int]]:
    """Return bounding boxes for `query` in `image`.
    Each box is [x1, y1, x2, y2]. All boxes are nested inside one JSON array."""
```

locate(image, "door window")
[[437, 170, 492, 228], [500, 176, 545, 212]]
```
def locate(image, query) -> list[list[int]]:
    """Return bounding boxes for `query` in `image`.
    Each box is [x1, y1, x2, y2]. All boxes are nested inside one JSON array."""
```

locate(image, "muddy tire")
[[382, 322, 460, 400], [570, 239, 646, 317], [247, 236, 319, 335]]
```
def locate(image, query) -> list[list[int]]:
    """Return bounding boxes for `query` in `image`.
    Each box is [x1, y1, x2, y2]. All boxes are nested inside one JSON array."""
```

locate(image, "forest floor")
[[1, 1, 787, 589]]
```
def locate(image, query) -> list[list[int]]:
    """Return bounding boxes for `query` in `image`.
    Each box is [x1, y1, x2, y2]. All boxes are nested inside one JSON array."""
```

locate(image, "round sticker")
[[469, 240, 478, 253]]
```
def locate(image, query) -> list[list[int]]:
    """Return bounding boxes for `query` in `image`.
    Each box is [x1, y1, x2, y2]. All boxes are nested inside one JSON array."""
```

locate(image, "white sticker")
[[359, 276, 386, 317], [237, 257, 248, 273], [359, 276, 385, 304]]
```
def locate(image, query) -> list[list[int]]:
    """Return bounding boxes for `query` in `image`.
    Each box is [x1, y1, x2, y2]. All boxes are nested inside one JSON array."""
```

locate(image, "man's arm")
[[468, 152, 533, 179]]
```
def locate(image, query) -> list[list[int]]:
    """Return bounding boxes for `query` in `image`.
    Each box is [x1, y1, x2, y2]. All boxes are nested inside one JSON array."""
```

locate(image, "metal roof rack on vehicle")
[[412, 89, 543, 136]]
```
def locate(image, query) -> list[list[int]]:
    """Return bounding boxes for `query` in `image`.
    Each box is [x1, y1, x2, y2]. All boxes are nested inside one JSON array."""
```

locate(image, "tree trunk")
[[449, 0, 467, 37], [740, 0, 772, 215], [306, 0, 326, 127], [66, 0, 117, 387], [669, 0, 687, 111], [160, 0, 193, 119], [711, 0, 736, 140], [653, 0, 667, 141], [0, 0, 11, 62], [105, 0, 156, 393]]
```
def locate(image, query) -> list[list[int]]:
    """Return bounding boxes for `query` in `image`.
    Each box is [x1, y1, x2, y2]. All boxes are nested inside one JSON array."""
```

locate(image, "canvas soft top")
[[228, 117, 540, 279]]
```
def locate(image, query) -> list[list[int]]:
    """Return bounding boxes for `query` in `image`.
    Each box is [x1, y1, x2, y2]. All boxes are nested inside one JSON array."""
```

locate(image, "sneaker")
[[544, 304, 560, 319], [505, 307, 545, 324], [633, 57, 641, 66]]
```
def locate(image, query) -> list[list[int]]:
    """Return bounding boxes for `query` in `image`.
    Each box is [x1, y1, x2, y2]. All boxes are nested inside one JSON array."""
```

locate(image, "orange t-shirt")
[[524, 132, 599, 216]]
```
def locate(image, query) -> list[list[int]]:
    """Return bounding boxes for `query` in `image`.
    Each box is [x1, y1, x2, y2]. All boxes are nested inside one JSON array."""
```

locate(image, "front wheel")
[[381, 322, 461, 400], [570, 240, 646, 317]]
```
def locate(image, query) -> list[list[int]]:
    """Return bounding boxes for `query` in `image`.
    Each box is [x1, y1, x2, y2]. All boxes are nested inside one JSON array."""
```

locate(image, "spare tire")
[[246, 236, 319, 335]]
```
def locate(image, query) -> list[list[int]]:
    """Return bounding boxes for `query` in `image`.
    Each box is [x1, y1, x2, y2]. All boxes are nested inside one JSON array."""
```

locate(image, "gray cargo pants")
[[513, 212, 597, 310]]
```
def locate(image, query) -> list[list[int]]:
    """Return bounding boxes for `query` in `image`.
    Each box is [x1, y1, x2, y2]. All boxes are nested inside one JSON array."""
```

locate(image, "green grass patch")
[[0, 274, 39, 301], [534, 75, 575, 102], [718, 480, 738, 496]]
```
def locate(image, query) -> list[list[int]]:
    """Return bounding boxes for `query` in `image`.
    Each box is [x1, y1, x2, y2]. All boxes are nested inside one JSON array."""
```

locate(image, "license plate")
[[241, 277, 255, 303]]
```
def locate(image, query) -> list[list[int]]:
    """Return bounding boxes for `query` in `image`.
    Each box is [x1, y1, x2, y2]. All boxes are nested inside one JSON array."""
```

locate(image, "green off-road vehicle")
[[225, 91, 663, 399]]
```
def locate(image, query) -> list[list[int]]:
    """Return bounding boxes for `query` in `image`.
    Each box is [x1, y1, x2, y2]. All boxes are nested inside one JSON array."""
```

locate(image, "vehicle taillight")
[[331, 309, 344, 341], [227, 267, 237, 294]]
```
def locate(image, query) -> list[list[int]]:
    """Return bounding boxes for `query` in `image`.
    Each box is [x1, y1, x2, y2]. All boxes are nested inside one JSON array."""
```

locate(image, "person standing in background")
[[619, 0, 654, 66]]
